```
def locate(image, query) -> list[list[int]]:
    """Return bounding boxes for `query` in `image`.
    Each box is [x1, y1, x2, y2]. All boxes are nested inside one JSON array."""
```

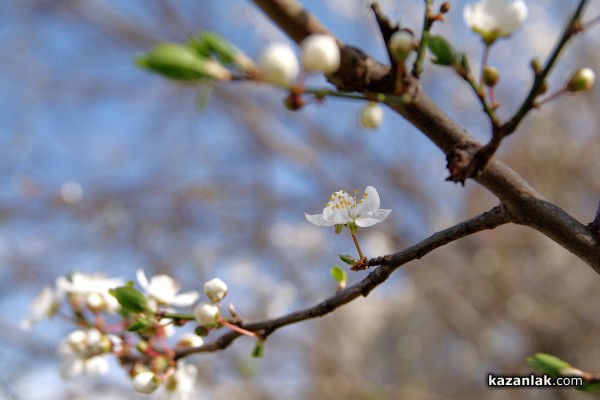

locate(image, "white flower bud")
[[194, 303, 220, 326], [301, 34, 340, 74], [177, 333, 204, 349], [203, 278, 228, 303], [388, 31, 414, 61], [359, 102, 384, 129], [67, 330, 88, 353], [132, 371, 160, 394], [566, 68, 595, 92], [259, 43, 299, 86]]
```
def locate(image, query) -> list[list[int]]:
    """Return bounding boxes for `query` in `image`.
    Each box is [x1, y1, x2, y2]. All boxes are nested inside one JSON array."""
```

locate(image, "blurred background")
[[2, 0, 600, 399]]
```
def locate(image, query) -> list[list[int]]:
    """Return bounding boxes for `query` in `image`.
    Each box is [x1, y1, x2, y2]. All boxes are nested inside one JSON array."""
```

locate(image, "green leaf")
[[136, 43, 231, 82], [330, 266, 347, 282], [109, 286, 149, 313], [190, 31, 238, 64], [127, 319, 151, 332], [334, 224, 344, 234], [251, 340, 264, 358], [427, 34, 456, 66], [527, 353, 571, 378], [339, 254, 357, 265], [331, 266, 348, 290]]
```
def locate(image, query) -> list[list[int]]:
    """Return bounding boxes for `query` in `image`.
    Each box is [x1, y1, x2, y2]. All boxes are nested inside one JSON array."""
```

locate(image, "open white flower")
[[56, 272, 124, 313], [165, 361, 198, 400], [136, 270, 199, 308], [58, 328, 114, 379], [20, 286, 59, 329], [464, 0, 528, 45], [305, 186, 391, 228]]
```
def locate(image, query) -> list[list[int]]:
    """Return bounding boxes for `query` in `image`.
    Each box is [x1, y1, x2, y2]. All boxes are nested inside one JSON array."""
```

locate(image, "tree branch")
[[249, 0, 600, 272], [175, 205, 511, 359]]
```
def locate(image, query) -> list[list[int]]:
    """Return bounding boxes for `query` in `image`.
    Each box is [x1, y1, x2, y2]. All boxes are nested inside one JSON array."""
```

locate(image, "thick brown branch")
[[250, 0, 600, 272], [175, 205, 511, 359]]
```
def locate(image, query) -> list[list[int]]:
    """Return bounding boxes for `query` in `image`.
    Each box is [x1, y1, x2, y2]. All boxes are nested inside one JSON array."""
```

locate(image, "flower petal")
[[356, 186, 380, 215], [171, 291, 200, 307], [355, 209, 392, 227], [136, 269, 150, 292], [305, 213, 336, 226]]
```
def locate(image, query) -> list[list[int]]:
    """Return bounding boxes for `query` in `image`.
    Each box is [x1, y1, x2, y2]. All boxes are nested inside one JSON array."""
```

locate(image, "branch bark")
[[250, 0, 600, 272], [176, 205, 511, 358]]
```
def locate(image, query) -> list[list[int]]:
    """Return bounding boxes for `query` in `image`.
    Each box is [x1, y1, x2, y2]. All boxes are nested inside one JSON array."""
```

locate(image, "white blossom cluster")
[[22, 270, 229, 398]]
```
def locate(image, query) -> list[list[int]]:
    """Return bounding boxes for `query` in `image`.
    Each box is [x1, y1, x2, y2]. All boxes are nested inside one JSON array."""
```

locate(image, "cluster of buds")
[[258, 34, 341, 86], [22, 270, 234, 398]]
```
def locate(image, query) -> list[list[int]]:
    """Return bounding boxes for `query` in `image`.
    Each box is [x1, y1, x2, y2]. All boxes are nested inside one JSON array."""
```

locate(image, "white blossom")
[[56, 272, 124, 313], [58, 328, 114, 379], [300, 34, 340, 74], [194, 303, 220, 326], [20, 286, 58, 329], [203, 278, 228, 303], [136, 269, 199, 308], [359, 102, 384, 129], [464, 0, 528, 45], [165, 361, 198, 400], [259, 42, 299, 86], [305, 186, 391, 228], [132, 371, 160, 394]]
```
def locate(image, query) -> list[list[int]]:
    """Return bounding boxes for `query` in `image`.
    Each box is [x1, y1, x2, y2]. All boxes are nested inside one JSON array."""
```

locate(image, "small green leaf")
[[251, 340, 264, 358], [331, 266, 348, 290], [127, 319, 151, 332], [136, 43, 231, 82], [339, 254, 357, 265], [427, 34, 456, 66], [330, 266, 347, 283], [109, 286, 149, 313], [335, 224, 344, 234], [527, 353, 571, 378], [191, 31, 238, 64]]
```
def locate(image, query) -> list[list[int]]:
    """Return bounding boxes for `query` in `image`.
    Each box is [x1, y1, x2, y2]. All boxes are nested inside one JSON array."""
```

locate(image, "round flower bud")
[[177, 333, 204, 349], [203, 278, 228, 303], [194, 303, 220, 326], [259, 43, 299, 86], [132, 371, 160, 394], [300, 34, 341, 74], [359, 102, 384, 129], [388, 31, 414, 62], [566, 68, 595, 92], [483, 66, 500, 87]]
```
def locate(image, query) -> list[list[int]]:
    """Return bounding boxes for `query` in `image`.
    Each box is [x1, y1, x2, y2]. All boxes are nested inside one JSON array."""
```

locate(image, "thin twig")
[[175, 205, 511, 359], [501, 0, 589, 135], [412, 0, 434, 79]]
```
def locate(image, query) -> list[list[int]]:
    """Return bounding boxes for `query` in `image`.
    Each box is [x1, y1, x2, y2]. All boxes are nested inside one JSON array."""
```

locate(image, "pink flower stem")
[[218, 317, 257, 337]]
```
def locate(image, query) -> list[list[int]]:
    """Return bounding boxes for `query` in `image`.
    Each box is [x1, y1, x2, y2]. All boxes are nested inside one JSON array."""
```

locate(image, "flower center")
[[325, 189, 368, 218]]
